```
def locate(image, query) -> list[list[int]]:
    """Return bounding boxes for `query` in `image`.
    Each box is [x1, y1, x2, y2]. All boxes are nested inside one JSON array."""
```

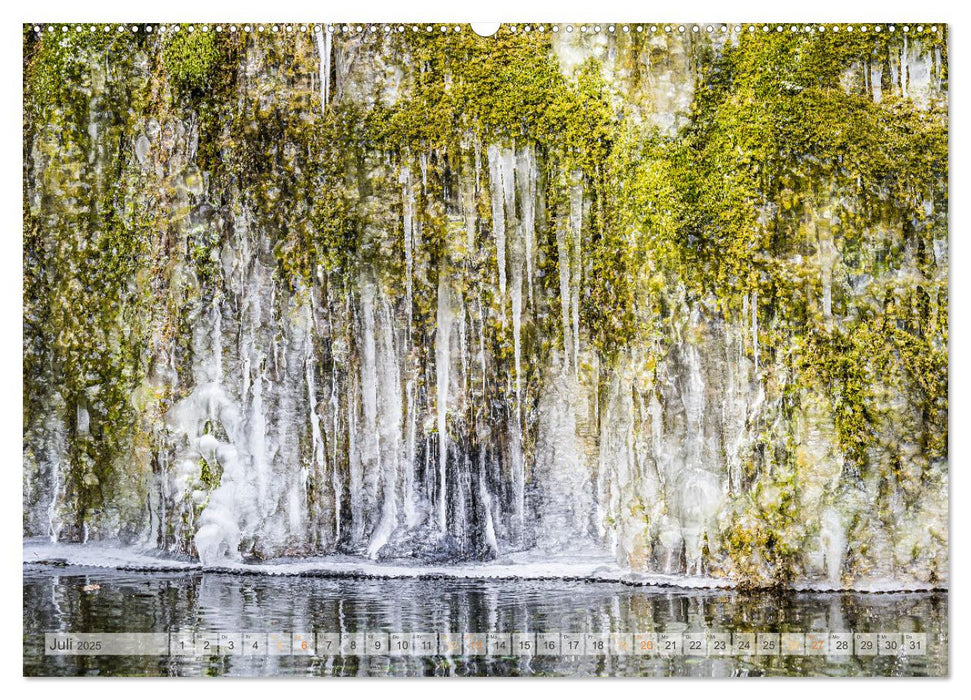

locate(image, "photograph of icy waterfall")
[[23, 22, 948, 678]]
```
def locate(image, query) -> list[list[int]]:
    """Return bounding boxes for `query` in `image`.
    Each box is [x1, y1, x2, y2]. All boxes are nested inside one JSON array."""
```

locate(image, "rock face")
[[23, 24, 948, 588]]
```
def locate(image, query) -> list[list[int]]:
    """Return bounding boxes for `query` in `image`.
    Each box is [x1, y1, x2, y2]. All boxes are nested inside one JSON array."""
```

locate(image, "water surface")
[[24, 565, 947, 677]]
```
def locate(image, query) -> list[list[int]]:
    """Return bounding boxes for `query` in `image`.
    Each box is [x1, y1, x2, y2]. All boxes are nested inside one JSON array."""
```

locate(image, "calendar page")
[[22, 21, 948, 678]]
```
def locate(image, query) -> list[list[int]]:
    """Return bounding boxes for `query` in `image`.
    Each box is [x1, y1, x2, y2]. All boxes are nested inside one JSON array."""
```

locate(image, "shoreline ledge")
[[23, 541, 946, 594]]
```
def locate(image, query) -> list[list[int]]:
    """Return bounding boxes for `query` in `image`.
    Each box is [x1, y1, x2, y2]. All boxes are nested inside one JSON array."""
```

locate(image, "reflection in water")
[[24, 565, 947, 677]]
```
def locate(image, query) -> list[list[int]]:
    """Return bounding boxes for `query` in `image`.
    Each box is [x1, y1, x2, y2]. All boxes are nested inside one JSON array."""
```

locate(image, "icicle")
[[509, 417, 525, 547], [683, 343, 705, 437], [47, 461, 60, 542], [240, 266, 271, 521], [329, 367, 342, 542], [76, 401, 89, 436], [494, 148, 523, 404], [400, 166, 415, 340], [511, 272, 523, 400], [191, 267, 249, 563], [314, 27, 332, 111], [556, 218, 573, 372], [751, 288, 759, 374], [249, 360, 269, 514], [45, 411, 67, 543], [742, 292, 749, 348], [367, 294, 402, 558], [569, 176, 583, 371], [423, 434, 432, 502], [435, 275, 453, 533], [404, 376, 418, 527], [514, 148, 537, 394], [455, 452, 468, 548], [500, 149, 517, 214], [821, 261, 834, 323], [477, 294, 488, 398], [902, 34, 909, 99], [212, 298, 223, 380], [516, 147, 537, 307], [461, 160, 476, 253], [479, 446, 499, 556], [487, 145, 507, 306], [347, 376, 363, 544], [306, 332, 326, 523], [533, 362, 593, 547], [459, 296, 469, 400], [345, 276, 364, 546], [474, 137, 482, 192], [871, 60, 883, 103], [359, 277, 381, 522]]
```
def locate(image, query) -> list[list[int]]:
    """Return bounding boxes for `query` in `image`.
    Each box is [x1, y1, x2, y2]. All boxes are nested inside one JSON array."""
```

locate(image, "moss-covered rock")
[[23, 24, 947, 587]]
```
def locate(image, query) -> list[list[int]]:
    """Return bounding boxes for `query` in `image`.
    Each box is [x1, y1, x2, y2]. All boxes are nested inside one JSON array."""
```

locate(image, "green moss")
[[360, 29, 615, 168], [800, 327, 877, 466], [199, 455, 222, 490], [24, 27, 146, 121], [161, 27, 221, 96], [599, 28, 947, 470], [724, 466, 806, 587], [800, 287, 948, 470], [24, 26, 155, 538]]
